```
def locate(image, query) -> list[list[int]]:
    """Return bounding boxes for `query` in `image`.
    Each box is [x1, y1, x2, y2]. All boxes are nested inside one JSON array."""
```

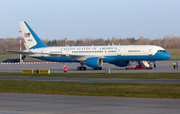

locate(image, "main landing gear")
[[77, 62, 102, 70], [77, 63, 86, 70], [93, 67, 102, 70], [77, 66, 86, 70]]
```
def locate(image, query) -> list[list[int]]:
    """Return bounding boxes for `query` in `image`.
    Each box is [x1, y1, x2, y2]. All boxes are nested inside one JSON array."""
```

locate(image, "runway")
[[0, 93, 180, 114], [0, 61, 179, 73], [1, 77, 180, 84]]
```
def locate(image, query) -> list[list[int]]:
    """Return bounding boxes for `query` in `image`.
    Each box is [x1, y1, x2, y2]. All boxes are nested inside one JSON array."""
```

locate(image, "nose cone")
[[165, 52, 171, 60], [154, 52, 171, 60]]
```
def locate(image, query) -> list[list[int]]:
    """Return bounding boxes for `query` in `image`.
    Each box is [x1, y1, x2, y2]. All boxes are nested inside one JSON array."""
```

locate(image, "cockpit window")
[[158, 50, 166, 52]]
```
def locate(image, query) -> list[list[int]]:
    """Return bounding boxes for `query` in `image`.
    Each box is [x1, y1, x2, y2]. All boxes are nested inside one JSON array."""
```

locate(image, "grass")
[[166, 49, 180, 60], [0, 54, 45, 62], [1, 72, 180, 79], [0, 80, 180, 99]]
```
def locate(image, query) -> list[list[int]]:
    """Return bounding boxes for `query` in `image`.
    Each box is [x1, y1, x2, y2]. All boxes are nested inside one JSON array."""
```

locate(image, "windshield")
[[158, 50, 166, 52]]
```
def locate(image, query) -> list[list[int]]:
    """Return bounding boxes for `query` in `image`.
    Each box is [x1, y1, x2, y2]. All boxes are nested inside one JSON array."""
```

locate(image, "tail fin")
[[21, 55, 26, 60], [24, 42, 32, 52], [19, 21, 47, 49]]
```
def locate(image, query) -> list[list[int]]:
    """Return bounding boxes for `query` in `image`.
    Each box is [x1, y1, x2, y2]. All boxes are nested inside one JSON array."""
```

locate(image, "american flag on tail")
[[24, 33, 30, 37]]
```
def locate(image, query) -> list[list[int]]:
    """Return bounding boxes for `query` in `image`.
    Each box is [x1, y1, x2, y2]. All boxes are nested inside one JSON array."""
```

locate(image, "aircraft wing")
[[46, 53, 106, 61], [6, 50, 33, 54], [6, 50, 105, 61]]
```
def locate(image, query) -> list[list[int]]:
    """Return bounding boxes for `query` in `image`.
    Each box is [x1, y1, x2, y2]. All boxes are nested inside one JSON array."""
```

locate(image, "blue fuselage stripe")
[[33, 52, 171, 62]]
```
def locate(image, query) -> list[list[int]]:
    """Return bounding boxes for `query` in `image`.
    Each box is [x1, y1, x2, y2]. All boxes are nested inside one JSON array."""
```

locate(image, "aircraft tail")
[[19, 21, 47, 49]]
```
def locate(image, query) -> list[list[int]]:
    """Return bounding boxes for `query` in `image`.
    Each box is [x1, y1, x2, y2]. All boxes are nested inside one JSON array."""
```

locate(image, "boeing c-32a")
[[6, 21, 171, 70]]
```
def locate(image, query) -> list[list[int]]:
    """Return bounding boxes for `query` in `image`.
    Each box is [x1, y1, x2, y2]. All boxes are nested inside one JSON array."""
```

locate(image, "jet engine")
[[86, 57, 103, 68]]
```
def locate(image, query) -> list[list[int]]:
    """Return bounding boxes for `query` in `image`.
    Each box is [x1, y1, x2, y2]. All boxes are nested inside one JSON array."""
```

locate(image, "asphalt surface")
[[0, 61, 180, 73], [0, 93, 180, 114], [0, 61, 180, 114], [1, 77, 180, 84]]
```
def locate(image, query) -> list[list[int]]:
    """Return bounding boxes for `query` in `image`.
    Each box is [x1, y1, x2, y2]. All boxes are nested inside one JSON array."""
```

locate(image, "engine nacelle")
[[86, 57, 103, 68], [113, 61, 129, 67]]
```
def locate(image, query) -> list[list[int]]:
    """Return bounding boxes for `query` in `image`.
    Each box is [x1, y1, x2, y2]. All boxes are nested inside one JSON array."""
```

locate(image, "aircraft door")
[[149, 49, 152, 56], [118, 47, 121, 56], [41, 50, 44, 57]]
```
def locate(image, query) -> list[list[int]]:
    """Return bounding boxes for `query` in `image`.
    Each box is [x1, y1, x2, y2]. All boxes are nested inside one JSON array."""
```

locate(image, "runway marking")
[[0, 62, 60, 65]]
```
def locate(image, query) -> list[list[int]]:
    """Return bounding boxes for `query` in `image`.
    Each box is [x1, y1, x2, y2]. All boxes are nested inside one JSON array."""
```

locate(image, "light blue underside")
[[33, 52, 171, 63]]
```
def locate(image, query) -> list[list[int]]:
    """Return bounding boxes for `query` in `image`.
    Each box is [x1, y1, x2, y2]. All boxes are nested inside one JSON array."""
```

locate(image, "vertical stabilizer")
[[24, 42, 32, 52], [19, 21, 47, 49]]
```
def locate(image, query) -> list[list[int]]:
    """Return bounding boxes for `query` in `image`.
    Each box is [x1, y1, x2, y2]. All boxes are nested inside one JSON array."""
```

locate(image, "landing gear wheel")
[[77, 67, 87, 70], [148, 67, 152, 70], [99, 67, 102, 70], [83, 67, 86, 70], [93, 67, 102, 70]]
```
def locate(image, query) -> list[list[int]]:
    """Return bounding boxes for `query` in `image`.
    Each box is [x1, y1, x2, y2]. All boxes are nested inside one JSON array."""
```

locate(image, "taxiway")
[[0, 93, 180, 114], [0, 61, 179, 73]]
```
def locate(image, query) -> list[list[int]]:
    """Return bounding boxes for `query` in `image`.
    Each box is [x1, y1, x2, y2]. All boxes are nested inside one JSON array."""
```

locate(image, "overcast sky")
[[1, 0, 180, 40]]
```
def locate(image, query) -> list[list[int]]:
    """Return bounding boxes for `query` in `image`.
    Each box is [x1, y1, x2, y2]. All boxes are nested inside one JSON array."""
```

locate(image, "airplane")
[[6, 21, 171, 70], [3, 55, 26, 63]]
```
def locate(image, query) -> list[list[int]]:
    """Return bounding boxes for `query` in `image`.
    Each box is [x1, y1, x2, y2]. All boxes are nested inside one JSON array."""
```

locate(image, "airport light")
[[19, 30, 22, 63]]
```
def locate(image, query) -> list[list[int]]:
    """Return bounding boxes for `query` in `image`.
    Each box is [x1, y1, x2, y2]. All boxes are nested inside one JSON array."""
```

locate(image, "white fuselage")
[[30, 45, 163, 57]]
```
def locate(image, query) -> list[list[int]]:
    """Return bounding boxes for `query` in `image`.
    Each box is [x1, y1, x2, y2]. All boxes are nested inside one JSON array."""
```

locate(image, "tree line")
[[0, 35, 180, 54]]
